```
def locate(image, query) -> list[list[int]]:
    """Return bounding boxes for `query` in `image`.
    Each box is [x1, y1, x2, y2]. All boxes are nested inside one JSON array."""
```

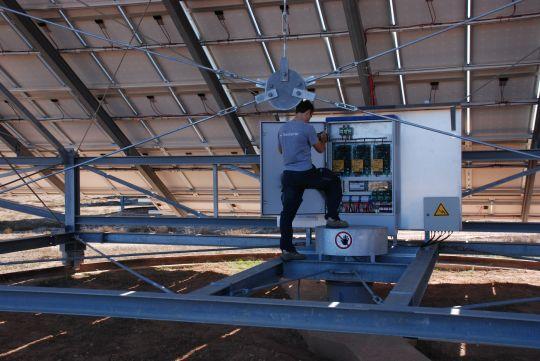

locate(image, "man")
[[278, 100, 348, 261]]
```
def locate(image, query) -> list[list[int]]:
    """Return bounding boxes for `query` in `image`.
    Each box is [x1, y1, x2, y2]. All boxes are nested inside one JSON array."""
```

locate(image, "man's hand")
[[314, 131, 328, 153], [318, 131, 328, 143]]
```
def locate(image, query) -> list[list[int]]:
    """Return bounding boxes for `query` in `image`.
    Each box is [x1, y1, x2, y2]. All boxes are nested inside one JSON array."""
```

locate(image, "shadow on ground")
[[0, 265, 539, 360]]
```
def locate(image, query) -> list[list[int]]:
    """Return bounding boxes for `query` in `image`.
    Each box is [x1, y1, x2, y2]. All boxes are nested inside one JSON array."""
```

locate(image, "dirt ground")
[[0, 260, 329, 361], [0, 260, 539, 361]]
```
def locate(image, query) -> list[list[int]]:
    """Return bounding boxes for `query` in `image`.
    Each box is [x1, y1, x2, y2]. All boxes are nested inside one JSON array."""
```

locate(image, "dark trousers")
[[280, 167, 342, 251]]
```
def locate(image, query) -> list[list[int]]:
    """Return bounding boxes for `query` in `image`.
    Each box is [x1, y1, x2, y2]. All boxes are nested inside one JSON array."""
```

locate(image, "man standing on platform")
[[278, 100, 348, 261]]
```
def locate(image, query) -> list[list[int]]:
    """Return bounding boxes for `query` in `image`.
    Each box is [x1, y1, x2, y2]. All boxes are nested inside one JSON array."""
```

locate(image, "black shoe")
[[281, 250, 307, 261], [326, 217, 349, 228]]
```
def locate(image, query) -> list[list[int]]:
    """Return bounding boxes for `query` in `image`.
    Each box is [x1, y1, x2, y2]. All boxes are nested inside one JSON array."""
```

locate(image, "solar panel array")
[[0, 0, 539, 219]]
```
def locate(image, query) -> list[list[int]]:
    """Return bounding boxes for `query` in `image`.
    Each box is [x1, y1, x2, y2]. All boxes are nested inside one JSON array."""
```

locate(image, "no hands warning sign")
[[335, 231, 353, 249], [434, 203, 450, 216]]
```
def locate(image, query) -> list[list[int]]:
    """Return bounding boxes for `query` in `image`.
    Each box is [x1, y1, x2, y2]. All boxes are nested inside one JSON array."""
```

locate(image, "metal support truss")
[[0, 198, 64, 221], [0, 0, 185, 216], [0, 123, 64, 192], [463, 150, 540, 162], [463, 165, 540, 197], [193, 258, 283, 296], [0, 81, 68, 159], [79, 233, 279, 248], [0, 233, 71, 254], [77, 216, 276, 228], [342, 0, 373, 105], [439, 241, 540, 258], [522, 100, 540, 221], [64, 150, 79, 233], [62, 151, 84, 267], [0, 285, 539, 349], [0, 155, 259, 166], [282, 259, 405, 283], [0, 152, 539, 165], [162, 0, 256, 155], [384, 244, 438, 306], [84, 166, 206, 218], [461, 221, 540, 233]]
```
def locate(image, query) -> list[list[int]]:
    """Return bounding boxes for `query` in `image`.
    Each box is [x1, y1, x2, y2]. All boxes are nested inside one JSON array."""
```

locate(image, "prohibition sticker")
[[434, 203, 450, 216], [335, 231, 353, 249]]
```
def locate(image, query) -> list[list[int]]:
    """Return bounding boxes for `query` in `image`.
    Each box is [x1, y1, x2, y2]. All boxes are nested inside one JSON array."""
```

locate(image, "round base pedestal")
[[315, 225, 388, 257]]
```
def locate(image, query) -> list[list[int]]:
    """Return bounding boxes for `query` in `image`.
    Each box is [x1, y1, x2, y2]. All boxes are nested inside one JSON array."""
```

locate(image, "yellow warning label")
[[332, 160, 344, 172], [434, 203, 450, 217], [352, 159, 364, 173], [372, 159, 384, 172]]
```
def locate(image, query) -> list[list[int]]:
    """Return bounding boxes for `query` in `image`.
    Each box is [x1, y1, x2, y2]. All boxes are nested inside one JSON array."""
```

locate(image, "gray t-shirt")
[[278, 121, 319, 171]]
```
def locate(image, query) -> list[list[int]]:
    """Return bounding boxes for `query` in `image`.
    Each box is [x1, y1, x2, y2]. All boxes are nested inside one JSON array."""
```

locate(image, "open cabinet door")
[[261, 121, 326, 215]]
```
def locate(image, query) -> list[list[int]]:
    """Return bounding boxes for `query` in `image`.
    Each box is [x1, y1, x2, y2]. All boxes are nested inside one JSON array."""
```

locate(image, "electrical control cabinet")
[[261, 108, 462, 234], [326, 117, 399, 235]]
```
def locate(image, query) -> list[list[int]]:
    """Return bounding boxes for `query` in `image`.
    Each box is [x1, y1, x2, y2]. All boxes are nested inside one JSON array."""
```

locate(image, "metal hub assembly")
[[265, 67, 307, 110]]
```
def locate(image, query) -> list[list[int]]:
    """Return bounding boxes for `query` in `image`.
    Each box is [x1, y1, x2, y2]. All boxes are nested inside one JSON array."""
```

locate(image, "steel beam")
[[384, 245, 438, 306], [0, 198, 64, 221], [439, 241, 540, 258], [463, 150, 540, 162], [162, 0, 256, 155], [213, 164, 219, 218], [521, 100, 540, 221], [75, 216, 540, 234], [192, 258, 283, 295], [461, 297, 540, 310], [221, 164, 259, 179], [0, 0, 184, 216], [0, 233, 71, 254], [463, 165, 540, 197], [0, 123, 64, 192], [282, 259, 405, 283], [461, 221, 540, 233], [0, 156, 59, 165], [0, 81, 67, 159], [342, 0, 373, 105], [0, 155, 259, 166], [78, 232, 279, 248], [84, 166, 206, 218], [64, 150, 79, 233], [1, 286, 539, 348], [77, 216, 277, 228], [81, 155, 260, 166]]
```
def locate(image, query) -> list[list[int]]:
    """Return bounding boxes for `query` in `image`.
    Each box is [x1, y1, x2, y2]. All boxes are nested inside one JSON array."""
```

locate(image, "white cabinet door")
[[261, 122, 326, 215]]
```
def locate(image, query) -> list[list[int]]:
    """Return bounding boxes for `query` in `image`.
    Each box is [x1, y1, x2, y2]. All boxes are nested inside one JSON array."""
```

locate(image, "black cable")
[[460, 45, 540, 105], [158, 24, 172, 44], [200, 97, 216, 114], [149, 101, 163, 116], [430, 1, 437, 23], [426, 1, 436, 24], [218, 19, 231, 42]]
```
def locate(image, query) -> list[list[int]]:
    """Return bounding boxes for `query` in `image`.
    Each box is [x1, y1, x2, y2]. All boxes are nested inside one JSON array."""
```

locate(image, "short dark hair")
[[295, 100, 314, 114]]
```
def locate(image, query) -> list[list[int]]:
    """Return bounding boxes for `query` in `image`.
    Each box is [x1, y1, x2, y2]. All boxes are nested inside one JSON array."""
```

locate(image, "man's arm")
[[312, 132, 328, 153]]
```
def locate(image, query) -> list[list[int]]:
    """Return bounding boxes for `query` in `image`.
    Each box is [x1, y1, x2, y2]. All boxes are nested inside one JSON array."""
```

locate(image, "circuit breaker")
[[326, 116, 399, 235]]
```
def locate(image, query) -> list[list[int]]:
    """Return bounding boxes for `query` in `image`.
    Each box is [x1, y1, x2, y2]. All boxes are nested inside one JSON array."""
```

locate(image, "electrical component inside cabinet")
[[327, 119, 396, 216]]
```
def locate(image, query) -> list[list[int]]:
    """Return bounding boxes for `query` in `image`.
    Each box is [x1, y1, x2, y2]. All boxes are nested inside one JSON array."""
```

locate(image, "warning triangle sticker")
[[434, 203, 450, 216]]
